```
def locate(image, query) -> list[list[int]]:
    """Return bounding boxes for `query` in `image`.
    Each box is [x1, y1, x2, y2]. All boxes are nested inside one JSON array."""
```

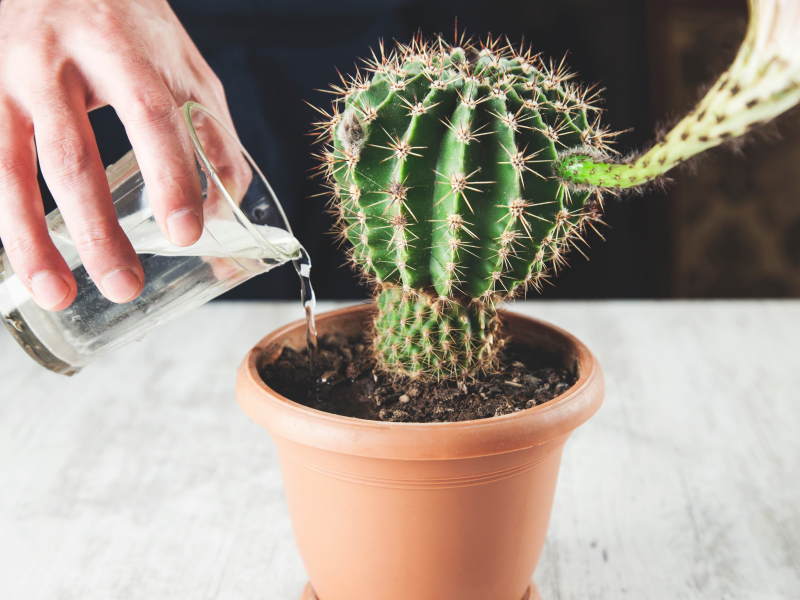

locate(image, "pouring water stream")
[[293, 248, 318, 374]]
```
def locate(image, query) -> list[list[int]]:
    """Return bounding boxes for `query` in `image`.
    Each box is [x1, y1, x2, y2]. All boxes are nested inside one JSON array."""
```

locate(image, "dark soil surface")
[[258, 333, 578, 423]]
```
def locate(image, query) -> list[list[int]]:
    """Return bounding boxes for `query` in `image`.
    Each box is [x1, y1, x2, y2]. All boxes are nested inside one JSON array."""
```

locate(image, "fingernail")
[[101, 269, 142, 303], [29, 271, 71, 310], [166, 209, 203, 246]]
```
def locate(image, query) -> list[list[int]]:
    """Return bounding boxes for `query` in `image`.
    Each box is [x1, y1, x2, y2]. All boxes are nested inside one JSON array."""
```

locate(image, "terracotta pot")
[[236, 304, 604, 600]]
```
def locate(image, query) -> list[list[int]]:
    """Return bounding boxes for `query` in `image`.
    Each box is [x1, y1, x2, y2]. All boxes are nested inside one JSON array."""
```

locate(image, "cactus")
[[313, 35, 603, 379], [313, 0, 800, 380], [555, 0, 800, 192]]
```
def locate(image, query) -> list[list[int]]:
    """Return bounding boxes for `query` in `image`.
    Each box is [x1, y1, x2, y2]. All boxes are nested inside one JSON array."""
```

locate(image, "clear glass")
[[0, 102, 300, 375]]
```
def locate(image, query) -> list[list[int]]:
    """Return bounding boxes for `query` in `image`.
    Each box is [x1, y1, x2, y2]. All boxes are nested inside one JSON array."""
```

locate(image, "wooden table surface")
[[1, 300, 798, 600]]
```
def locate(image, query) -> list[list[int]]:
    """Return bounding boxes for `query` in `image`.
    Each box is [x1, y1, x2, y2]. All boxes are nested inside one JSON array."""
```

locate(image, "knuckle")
[[2, 233, 42, 261], [7, 47, 53, 90], [31, 25, 60, 50], [3, 26, 68, 91], [87, 5, 127, 46], [42, 135, 93, 181], [0, 154, 30, 190], [21, 29, 63, 77], [130, 89, 178, 131], [207, 72, 226, 97], [71, 222, 119, 253], [156, 168, 196, 193], [28, 28, 60, 61]]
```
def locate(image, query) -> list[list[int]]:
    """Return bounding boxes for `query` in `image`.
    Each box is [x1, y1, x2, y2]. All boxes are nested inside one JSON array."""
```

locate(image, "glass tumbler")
[[0, 102, 300, 375]]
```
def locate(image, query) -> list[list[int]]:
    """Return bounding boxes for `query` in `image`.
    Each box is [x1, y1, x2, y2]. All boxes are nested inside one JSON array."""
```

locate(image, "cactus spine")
[[314, 35, 605, 379]]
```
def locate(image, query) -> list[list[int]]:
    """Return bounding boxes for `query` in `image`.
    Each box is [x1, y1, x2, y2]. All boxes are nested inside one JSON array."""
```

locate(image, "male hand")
[[0, 0, 233, 310]]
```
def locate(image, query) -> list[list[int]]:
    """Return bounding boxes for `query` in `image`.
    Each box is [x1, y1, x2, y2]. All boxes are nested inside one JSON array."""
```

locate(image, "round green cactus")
[[314, 36, 607, 378]]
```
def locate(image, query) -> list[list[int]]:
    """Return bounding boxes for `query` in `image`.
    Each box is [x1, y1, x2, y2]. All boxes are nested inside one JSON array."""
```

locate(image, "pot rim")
[[236, 303, 605, 460]]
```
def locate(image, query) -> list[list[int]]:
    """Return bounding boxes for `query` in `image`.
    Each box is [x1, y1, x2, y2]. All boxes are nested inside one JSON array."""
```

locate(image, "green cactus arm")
[[555, 0, 800, 191]]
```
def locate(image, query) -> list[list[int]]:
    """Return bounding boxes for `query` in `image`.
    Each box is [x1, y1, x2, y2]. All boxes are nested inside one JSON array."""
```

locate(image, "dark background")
[[41, 0, 800, 300]]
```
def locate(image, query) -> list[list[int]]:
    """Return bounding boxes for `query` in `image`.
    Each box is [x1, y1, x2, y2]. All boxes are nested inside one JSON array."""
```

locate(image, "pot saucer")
[[300, 582, 540, 600]]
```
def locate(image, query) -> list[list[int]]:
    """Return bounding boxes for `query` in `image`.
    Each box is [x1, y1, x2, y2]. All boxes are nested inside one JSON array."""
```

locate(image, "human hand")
[[0, 0, 234, 310]]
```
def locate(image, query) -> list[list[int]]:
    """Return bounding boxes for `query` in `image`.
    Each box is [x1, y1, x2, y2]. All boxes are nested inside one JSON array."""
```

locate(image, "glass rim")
[[180, 101, 296, 262]]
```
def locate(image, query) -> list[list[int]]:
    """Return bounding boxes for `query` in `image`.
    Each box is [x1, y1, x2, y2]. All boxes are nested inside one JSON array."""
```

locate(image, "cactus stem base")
[[373, 286, 503, 380]]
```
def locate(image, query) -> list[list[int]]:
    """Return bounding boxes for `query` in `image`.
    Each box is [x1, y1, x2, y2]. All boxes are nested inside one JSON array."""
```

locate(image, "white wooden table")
[[1, 300, 798, 600]]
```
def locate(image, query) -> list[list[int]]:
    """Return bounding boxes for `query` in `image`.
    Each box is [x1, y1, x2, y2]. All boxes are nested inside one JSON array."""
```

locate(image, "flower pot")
[[236, 304, 604, 600]]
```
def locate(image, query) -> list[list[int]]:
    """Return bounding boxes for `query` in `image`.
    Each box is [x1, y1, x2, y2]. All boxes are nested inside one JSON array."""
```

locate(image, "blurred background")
[[39, 0, 800, 300]]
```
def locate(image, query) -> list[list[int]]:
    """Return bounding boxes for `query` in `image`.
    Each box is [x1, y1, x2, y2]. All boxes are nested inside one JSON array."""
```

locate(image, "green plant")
[[313, 0, 799, 379]]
